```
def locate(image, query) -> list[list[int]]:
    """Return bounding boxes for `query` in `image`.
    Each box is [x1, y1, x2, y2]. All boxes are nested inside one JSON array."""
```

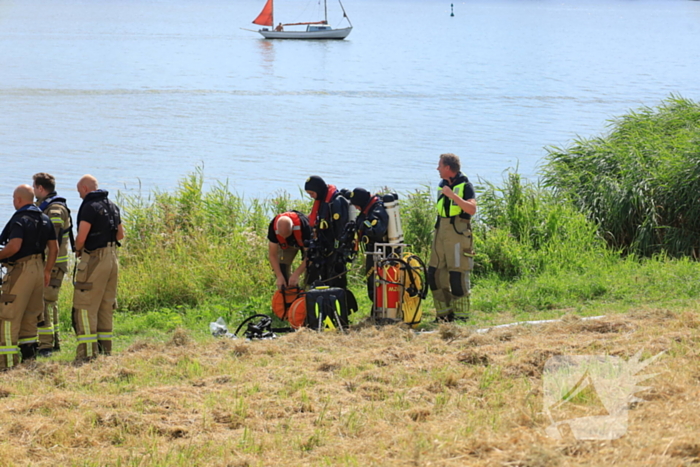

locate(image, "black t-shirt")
[[267, 211, 312, 249], [2, 207, 57, 263], [460, 182, 476, 201], [77, 190, 121, 251]]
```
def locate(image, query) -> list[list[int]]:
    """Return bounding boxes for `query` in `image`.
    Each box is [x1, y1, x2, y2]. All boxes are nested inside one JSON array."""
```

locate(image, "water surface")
[[1, 0, 699, 220]]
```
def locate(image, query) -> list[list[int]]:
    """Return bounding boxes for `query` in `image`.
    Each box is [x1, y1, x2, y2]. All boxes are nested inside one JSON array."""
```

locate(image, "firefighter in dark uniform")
[[304, 176, 350, 289], [73, 175, 124, 362], [33, 172, 73, 356], [428, 153, 477, 322], [267, 211, 313, 289], [0, 185, 58, 369], [348, 188, 389, 304]]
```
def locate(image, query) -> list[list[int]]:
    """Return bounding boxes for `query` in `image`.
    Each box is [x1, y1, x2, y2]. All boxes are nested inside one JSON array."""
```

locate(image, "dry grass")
[[1, 309, 699, 466]]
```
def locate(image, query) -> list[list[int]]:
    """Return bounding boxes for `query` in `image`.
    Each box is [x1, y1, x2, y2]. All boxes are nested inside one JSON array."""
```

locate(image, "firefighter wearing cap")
[[304, 175, 350, 289], [267, 211, 313, 289], [348, 188, 389, 304], [33, 173, 73, 356], [0, 185, 58, 370], [73, 175, 124, 362], [428, 153, 477, 322]]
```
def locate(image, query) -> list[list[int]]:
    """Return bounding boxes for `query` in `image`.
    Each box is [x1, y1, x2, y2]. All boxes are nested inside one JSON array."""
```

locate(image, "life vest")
[[0, 205, 51, 262], [436, 174, 472, 219], [362, 196, 379, 217], [38, 194, 74, 251], [38, 194, 67, 212], [274, 211, 304, 249], [309, 184, 338, 229], [77, 190, 120, 249]]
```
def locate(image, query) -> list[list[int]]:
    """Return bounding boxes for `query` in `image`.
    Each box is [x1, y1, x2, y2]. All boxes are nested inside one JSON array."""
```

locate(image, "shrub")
[[543, 95, 700, 258], [474, 172, 610, 279], [118, 169, 273, 312], [400, 186, 435, 260]]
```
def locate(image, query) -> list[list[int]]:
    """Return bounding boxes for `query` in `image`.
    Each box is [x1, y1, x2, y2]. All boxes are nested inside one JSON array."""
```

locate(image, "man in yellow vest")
[[428, 153, 477, 322], [33, 173, 73, 356]]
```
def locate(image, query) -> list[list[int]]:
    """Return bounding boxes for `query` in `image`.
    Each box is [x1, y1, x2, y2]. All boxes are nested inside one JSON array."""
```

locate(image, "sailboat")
[[251, 0, 352, 40]]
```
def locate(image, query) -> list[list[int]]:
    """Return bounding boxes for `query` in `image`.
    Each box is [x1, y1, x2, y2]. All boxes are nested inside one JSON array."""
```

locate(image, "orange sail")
[[252, 0, 274, 26]]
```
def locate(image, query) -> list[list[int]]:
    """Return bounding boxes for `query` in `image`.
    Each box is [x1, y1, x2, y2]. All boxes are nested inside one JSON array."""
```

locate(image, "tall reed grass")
[[474, 172, 612, 279], [118, 168, 276, 312], [117, 174, 441, 314], [113, 165, 625, 317], [543, 95, 700, 258]]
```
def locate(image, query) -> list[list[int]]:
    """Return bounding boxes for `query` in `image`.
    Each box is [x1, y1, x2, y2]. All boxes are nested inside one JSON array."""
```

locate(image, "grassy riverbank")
[[41, 165, 700, 351]]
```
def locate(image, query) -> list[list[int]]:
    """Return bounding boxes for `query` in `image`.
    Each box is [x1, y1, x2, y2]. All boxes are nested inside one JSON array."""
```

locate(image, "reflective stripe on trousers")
[[1, 323, 17, 368]]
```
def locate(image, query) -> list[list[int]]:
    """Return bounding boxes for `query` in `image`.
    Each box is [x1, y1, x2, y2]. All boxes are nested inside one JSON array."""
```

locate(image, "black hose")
[[234, 314, 271, 336]]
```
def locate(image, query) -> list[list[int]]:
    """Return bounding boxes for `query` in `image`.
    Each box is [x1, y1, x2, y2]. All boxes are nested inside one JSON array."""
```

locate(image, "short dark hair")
[[439, 153, 461, 173], [32, 173, 56, 192]]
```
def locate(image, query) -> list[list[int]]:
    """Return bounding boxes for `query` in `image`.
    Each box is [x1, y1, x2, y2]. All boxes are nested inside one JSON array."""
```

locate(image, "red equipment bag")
[[271, 286, 306, 329]]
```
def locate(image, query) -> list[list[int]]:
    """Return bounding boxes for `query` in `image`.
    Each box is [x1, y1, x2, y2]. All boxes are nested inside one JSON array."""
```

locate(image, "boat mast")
[[324, 0, 328, 24], [338, 0, 351, 27]]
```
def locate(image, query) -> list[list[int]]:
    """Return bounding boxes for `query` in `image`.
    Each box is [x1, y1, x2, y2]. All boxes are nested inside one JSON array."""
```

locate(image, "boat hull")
[[258, 27, 352, 40]]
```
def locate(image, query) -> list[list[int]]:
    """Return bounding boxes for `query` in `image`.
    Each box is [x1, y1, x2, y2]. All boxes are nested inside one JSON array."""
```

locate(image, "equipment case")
[[305, 286, 356, 331]]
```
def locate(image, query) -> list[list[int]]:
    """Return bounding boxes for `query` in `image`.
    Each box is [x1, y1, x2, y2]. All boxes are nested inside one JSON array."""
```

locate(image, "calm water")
[[1, 0, 699, 221]]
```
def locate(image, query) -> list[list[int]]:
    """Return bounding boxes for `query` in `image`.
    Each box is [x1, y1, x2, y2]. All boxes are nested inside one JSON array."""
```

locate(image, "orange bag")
[[271, 287, 306, 329], [287, 296, 307, 329]]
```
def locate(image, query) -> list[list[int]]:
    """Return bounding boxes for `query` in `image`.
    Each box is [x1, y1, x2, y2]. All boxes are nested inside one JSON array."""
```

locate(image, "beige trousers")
[[72, 245, 119, 361], [38, 266, 66, 350], [278, 245, 301, 282], [0, 255, 44, 369], [428, 217, 474, 314]]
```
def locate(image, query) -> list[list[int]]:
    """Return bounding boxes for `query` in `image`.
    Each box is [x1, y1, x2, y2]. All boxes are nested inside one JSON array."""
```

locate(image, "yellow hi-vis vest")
[[437, 182, 467, 218]]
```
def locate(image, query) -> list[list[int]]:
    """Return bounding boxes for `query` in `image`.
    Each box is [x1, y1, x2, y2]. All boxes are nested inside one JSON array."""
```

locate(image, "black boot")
[[19, 343, 37, 362], [434, 312, 455, 323]]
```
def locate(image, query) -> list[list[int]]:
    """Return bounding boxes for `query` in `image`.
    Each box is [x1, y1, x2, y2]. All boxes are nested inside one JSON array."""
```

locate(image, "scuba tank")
[[340, 188, 360, 222], [348, 203, 360, 222], [372, 251, 427, 327], [383, 193, 404, 244], [375, 259, 401, 321], [400, 252, 427, 328]]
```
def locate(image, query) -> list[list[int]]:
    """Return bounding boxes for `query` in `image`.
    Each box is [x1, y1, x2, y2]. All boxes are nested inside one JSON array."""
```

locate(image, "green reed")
[[117, 173, 435, 314], [543, 95, 700, 258], [115, 167, 608, 315], [117, 168, 275, 312], [474, 171, 611, 279], [399, 186, 435, 260]]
